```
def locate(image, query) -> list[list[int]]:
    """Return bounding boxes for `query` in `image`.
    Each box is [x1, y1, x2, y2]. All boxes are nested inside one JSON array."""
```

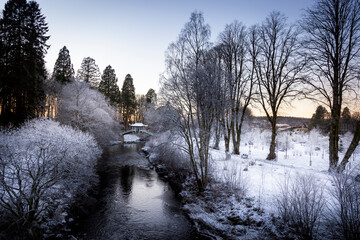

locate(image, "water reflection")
[[75, 144, 194, 240]]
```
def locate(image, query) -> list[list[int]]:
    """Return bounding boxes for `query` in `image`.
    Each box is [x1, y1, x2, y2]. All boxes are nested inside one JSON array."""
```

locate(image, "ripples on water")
[[75, 144, 195, 240]]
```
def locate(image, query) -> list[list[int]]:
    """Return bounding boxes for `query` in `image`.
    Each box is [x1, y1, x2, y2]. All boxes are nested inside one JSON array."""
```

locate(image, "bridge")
[[120, 129, 153, 136], [120, 122, 154, 137]]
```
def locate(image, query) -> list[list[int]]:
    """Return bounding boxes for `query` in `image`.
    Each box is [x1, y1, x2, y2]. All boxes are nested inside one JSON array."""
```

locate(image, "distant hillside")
[[253, 116, 310, 128]]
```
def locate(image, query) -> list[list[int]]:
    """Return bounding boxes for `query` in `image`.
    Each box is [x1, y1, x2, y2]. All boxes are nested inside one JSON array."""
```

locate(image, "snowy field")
[[165, 128, 360, 239], [209, 129, 359, 212]]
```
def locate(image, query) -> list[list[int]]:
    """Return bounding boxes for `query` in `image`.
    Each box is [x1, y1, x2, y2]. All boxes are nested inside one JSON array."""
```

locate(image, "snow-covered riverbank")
[[144, 129, 360, 239]]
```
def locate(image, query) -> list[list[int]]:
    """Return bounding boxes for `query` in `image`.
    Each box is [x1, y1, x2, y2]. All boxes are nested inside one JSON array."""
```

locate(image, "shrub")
[[327, 171, 360, 240], [276, 173, 326, 239], [0, 118, 101, 237]]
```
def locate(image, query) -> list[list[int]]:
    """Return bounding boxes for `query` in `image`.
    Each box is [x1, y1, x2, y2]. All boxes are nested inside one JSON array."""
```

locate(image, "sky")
[[0, 0, 316, 117]]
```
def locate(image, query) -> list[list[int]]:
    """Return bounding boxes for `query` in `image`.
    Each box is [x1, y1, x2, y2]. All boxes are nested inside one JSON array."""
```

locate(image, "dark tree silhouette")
[[121, 74, 136, 130], [302, 0, 360, 170], [254, 11, 304, 160], [52, 46, 74, 84], [145, 88, 157, 104], [0, 0, 49, 126], [98, 65, 121, 106], [309, 105, 330, 132]]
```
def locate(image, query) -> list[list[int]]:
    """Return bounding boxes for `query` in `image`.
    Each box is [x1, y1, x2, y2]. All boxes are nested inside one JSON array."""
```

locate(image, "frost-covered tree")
[[77, 57, 101, 88], [0, 0, 49, 126], [161, 11, 218, 190], [121, 74, 136, 130], [0, 118, 100, 237], [58, 81, 121, 145], [52, 46, 74, 84], [98, 65, 121, 106]]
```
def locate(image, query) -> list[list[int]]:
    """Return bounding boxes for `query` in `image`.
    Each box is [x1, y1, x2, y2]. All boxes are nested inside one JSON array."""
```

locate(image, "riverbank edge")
[[141, 146, 284, 240], [141, 147, 221, 240]]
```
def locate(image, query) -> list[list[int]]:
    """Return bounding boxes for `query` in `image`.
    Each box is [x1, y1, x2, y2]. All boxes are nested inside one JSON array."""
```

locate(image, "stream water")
[[73, 143, 196, 240]]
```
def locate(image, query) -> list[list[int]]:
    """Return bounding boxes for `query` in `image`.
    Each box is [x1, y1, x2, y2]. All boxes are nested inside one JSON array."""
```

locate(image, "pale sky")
[[0, 0, 316, 117]]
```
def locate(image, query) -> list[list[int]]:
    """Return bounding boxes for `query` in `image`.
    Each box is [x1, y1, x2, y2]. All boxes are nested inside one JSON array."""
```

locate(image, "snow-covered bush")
[[0, 118, 101, 236], [144, 103, 179, 133], [58, 80, 121, 146], [327, 171, 360, 240], [275, 173, 326, 239], [146, 131, 191, 173]]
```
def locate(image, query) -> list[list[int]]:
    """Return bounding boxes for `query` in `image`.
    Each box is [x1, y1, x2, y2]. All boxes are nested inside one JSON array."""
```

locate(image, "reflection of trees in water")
[[120, 166, 135, 200], [138, 169, 155, 188]]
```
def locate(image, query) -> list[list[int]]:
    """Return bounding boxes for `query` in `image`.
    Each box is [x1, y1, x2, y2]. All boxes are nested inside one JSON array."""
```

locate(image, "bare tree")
[[160, 11, 217, 190], [302, 0, 360, 171], [207, 46, 226, 150], [254, 11, 304, 160], [217, 21, 255, 155]]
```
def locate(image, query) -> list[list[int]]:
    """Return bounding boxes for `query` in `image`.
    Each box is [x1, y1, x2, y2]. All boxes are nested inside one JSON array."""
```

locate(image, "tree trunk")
[[224, 124, 231, 153], [267, 121, 277, 160], [213, 120, 221, 150], [338, 121, 360, 172], [232, 124, 242, 155], [329, 106, 340, 171]]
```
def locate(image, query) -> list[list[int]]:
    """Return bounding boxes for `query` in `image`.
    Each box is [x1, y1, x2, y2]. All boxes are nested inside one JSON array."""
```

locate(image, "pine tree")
[[0, 0, 49, 126], [121, 74, 136, 130], [98, 65, 121, 105], [145, 88, 157, 104], [52, 46, 74, 84], [341, 107, 352, 133], [309, 105, 330, 132], [341, 107, 351, 120], [77, 57, 100, 88]]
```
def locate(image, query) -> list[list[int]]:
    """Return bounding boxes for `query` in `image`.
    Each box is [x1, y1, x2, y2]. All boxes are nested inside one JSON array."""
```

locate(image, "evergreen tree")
[[121, 74, 136, 130], [341, 107, 352, 133], [145, 88, 157, 104], [341, 107, 351, 120], [98, 65, 121, 105], [0, 0, 49, 126], [309, 105, 330, 132], [52, 46, 74, 84], [77, 57, 100, 88]]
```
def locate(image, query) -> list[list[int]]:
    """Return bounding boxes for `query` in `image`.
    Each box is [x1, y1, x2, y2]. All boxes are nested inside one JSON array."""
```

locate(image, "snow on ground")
[[209, 129, 359, 214], [177, 128, 360, 239], [147, 128, 360, 238], [123, 134, 140, 142]]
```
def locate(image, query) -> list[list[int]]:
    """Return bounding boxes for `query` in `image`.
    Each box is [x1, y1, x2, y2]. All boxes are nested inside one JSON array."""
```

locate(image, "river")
[[73, 143, 197, 240]]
